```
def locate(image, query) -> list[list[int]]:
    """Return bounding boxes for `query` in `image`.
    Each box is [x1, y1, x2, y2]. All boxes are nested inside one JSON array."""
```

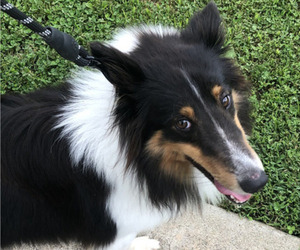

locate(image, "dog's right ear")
[[90, 42, 145, 93]]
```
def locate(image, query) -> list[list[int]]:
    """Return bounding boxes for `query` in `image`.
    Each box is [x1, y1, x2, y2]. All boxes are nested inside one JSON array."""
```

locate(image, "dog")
[[1, 2, 268, 249]]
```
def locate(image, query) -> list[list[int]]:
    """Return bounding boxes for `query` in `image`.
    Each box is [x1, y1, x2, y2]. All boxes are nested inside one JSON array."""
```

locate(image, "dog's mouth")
[[214, 180, 251, 204], [185, 156, 252, 204]]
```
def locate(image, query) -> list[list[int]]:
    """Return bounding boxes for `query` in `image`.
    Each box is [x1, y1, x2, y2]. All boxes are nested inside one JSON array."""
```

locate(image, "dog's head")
[[90, 2, 267, 205]]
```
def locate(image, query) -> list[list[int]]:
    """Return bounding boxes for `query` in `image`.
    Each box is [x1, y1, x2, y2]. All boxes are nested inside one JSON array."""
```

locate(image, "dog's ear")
[[90, 42, 145, 93], [181, 2, 225, 53]]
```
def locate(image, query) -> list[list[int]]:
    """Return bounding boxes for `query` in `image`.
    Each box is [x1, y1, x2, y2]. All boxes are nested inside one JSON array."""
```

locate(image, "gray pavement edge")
[[6, 205, 300, 250]]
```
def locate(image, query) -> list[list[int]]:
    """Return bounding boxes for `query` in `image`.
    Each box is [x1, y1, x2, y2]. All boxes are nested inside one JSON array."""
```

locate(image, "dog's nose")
[[239, 170, 268, 194]]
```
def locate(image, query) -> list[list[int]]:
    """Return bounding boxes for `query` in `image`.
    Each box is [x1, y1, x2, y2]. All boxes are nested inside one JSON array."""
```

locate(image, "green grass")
[[1, 0, 299, 236]]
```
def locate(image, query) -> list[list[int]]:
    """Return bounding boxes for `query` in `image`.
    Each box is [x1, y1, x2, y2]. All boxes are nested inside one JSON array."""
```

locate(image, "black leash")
[[0, 0, 100, 67]]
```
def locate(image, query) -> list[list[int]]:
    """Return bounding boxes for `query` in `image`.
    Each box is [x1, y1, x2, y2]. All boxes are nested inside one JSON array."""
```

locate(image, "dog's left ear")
[[90, 42, 145, 93], [181, 2, 225, 53]]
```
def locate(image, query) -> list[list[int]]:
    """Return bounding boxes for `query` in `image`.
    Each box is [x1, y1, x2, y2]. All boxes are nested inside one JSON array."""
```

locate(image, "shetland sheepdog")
[[1, 2, 268, 249]]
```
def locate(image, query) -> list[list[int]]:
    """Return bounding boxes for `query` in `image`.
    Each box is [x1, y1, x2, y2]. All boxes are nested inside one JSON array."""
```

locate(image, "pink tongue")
[[214, 180, 252, 202]]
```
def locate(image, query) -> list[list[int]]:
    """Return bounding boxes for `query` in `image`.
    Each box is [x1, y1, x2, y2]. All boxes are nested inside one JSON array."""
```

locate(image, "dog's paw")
[[129, 236, 160, 250]]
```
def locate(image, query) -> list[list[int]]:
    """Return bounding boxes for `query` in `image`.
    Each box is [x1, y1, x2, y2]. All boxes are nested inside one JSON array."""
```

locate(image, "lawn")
[[1, 0, 299, 236]]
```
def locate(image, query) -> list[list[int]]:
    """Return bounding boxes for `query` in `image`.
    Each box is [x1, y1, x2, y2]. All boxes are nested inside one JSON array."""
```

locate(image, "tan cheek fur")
[[146, 131, 239, 189], [211, 85, 222, 102]]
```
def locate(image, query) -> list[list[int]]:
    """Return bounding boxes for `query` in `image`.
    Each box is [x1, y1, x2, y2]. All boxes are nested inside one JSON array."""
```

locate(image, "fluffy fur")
[[1, 3, 267, 249]]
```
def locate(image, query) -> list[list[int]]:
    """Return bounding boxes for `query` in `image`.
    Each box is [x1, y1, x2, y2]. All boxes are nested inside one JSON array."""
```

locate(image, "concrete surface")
[[6, 205, 300, 250], [147, 205, 300, 250]]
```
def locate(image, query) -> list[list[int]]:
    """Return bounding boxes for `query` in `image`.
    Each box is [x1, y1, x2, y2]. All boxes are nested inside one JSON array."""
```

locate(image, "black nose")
[[239, 170, 268, 194]]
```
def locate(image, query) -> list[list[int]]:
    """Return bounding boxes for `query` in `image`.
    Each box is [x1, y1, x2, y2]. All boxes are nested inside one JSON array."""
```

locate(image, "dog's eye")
[[175, 119, 192, 131], [221, 95, 231, 109]]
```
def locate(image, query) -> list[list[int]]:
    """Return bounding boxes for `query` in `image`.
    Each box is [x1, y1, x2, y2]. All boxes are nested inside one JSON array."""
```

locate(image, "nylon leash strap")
[[0, 0, 100, 67]]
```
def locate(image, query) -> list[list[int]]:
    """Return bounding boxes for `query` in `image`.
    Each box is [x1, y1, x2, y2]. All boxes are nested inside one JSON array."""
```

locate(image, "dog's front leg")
[[129, 236, 160, 250], [99, 234, 160, 250], [100, 233, 135, 250]]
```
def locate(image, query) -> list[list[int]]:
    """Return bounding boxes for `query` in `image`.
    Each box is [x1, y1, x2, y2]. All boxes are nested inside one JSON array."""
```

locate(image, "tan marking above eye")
[[179, 106, 196, 122], [211, 85, 223, 101]]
